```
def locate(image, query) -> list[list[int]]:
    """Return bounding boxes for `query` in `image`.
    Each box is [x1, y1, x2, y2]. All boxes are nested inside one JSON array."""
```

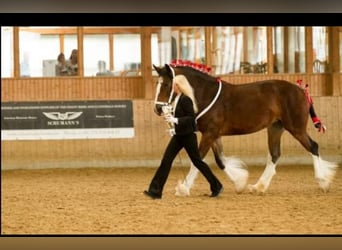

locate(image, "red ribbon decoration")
[[170, 59, 211, 74], [296, 79, 326, 133]]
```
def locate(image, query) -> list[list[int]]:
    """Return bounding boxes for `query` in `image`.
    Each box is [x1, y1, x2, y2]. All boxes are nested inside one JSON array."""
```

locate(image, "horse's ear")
[[165, 64, 173, 78], [153, 64, 161, 74]]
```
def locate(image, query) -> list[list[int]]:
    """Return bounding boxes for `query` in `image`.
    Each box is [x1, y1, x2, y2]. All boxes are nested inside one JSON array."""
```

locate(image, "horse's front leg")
[[175, 132, 213, 197], [174, 163, 199, 196]]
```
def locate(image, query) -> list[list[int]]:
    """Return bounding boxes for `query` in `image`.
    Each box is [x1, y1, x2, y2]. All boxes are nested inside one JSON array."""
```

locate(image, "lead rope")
[[163, 65, 222, 123]]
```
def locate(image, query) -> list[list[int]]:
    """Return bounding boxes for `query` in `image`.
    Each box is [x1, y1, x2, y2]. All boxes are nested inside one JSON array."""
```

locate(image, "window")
[[273, 26, 305, 73], [312, 26, 328, 73], [152, 27, 205, 67], [273, 27, 284, 73], [212, 27, 267, 75], [113, 34, 141, 76], [3, 26, 340, 79], [18, 26, 77, 77], [290, 27, 305, 73], [178, 27, 205, 63], [1, 27, 13, 77], [84, 34, 110, 76], [83, 27, 142, 77]]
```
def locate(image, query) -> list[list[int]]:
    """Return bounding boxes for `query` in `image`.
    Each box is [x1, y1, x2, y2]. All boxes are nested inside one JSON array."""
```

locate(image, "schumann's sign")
[[1, 100, 134, 140]]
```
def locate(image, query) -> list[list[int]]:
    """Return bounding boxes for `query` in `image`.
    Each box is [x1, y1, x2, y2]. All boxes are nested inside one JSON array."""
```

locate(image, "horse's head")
[[153, 64, 177, 116]]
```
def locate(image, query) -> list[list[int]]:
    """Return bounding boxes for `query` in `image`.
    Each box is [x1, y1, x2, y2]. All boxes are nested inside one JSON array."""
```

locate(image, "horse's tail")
[[309, 104, 326, 133], [296, 80, 326, 133]]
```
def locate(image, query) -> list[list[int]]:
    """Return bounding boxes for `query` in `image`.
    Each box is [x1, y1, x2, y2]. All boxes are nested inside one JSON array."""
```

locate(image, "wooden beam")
[[59, 34, 64, 53], [13, 27, 20, 78], [19, 27, 77, 35], [266, 26, 274, 74], [283, 27, 289, 73], [109, 35, 114, 71], [204, 26, 212, 67], [305, 27, 313, 74], [141, 27, 153, 99], [329, 26, 341, 96], [77, 27, 84, 77], [18, 26, 162, 35]]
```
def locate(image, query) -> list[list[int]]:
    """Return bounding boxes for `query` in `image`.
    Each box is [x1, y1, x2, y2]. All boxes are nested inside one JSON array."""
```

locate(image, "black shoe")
[[143, 190, 161, 199], [210, 186, 224, 198]]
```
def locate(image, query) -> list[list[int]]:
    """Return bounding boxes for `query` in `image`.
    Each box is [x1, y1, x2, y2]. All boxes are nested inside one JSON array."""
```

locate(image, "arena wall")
[[2, 97, 341, 170], [2, 73, 341, 170]]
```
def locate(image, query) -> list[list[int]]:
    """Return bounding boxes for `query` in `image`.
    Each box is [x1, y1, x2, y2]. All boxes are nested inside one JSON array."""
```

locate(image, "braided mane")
[[170, 59, 220, 86], [170, 59, 212, 75]]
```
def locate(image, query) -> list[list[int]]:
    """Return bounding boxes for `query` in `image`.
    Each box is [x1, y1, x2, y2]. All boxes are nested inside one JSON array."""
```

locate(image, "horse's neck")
[[193, 76, 224, 111], [175, 68, 226, 111]]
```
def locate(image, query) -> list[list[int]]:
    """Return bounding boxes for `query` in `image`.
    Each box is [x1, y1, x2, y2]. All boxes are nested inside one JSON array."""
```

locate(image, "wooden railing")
[[3, 73, 340, 103], [1, 76, 144, 102]]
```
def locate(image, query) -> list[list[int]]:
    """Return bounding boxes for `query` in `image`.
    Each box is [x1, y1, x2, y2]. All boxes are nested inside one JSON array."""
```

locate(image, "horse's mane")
[[170, 59, 218, 84]]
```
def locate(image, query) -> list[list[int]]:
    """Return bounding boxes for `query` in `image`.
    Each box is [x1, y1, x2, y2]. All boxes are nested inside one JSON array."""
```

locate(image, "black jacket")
[[174, 94, 197, 136]]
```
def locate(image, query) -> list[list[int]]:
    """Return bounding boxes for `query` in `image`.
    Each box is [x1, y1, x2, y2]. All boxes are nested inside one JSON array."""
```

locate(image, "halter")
[[154, 63, 222, 121], [154, 65, 175, 108]]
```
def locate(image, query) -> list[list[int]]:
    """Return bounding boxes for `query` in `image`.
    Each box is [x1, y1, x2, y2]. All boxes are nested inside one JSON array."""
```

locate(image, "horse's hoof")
[[175, 180, 190, 196], [247, 184, 256, 193], [234, 177, 248, 194], [317, 179, 330, 193], [247, 184, 266, 195], [234, 185, 246, 194], [175, 189, 190, 196], [317, 178, 331, 193], [235, 188, 244, 194]]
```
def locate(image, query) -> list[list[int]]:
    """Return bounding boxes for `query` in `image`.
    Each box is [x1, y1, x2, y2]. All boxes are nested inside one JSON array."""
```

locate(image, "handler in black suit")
[[144, 74, 223, 199]]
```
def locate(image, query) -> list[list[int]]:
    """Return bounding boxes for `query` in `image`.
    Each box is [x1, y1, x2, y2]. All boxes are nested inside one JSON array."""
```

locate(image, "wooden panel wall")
[[2, 98, 341, 170], [1, 73, 339, 103], [1, 73, 341, 170], [1, 76, 144, 102]]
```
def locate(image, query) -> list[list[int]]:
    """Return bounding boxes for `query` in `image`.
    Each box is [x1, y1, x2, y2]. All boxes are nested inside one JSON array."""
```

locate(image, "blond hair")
[[173, 75, 198, 113]]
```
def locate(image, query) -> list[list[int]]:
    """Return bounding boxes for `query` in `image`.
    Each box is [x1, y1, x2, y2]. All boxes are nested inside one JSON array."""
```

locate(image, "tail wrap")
[[296, 80, 326, 133]]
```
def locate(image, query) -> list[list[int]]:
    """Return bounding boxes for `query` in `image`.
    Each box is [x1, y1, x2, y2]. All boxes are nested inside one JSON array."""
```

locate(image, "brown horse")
[[153, 61, 338, 195]]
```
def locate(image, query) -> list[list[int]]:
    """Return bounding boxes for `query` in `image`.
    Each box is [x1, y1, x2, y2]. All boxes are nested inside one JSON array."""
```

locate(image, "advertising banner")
[[1, 100, 134, 140]]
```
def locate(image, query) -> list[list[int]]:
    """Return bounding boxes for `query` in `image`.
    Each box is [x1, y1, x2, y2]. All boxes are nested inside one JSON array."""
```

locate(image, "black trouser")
[[148, 132, 222, 196]]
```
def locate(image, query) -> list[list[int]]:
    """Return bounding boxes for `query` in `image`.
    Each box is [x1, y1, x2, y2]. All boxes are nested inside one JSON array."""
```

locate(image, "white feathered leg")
[[248, 154, 277, 194], [175, 156, 249, 196], [175, 163, 198, 196], [312, 154, 338, 192], [223, 156, 249, 193]]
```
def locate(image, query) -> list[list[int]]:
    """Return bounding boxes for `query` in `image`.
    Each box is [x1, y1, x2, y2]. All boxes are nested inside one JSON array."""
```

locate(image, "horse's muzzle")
[[154, 104, 163, 116]]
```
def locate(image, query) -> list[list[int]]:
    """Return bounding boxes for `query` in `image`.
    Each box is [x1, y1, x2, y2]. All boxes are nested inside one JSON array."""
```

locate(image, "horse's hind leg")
[[289, 130, 337, 192], [211, 137, 249, 193], [248, 121, 284, 194]]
